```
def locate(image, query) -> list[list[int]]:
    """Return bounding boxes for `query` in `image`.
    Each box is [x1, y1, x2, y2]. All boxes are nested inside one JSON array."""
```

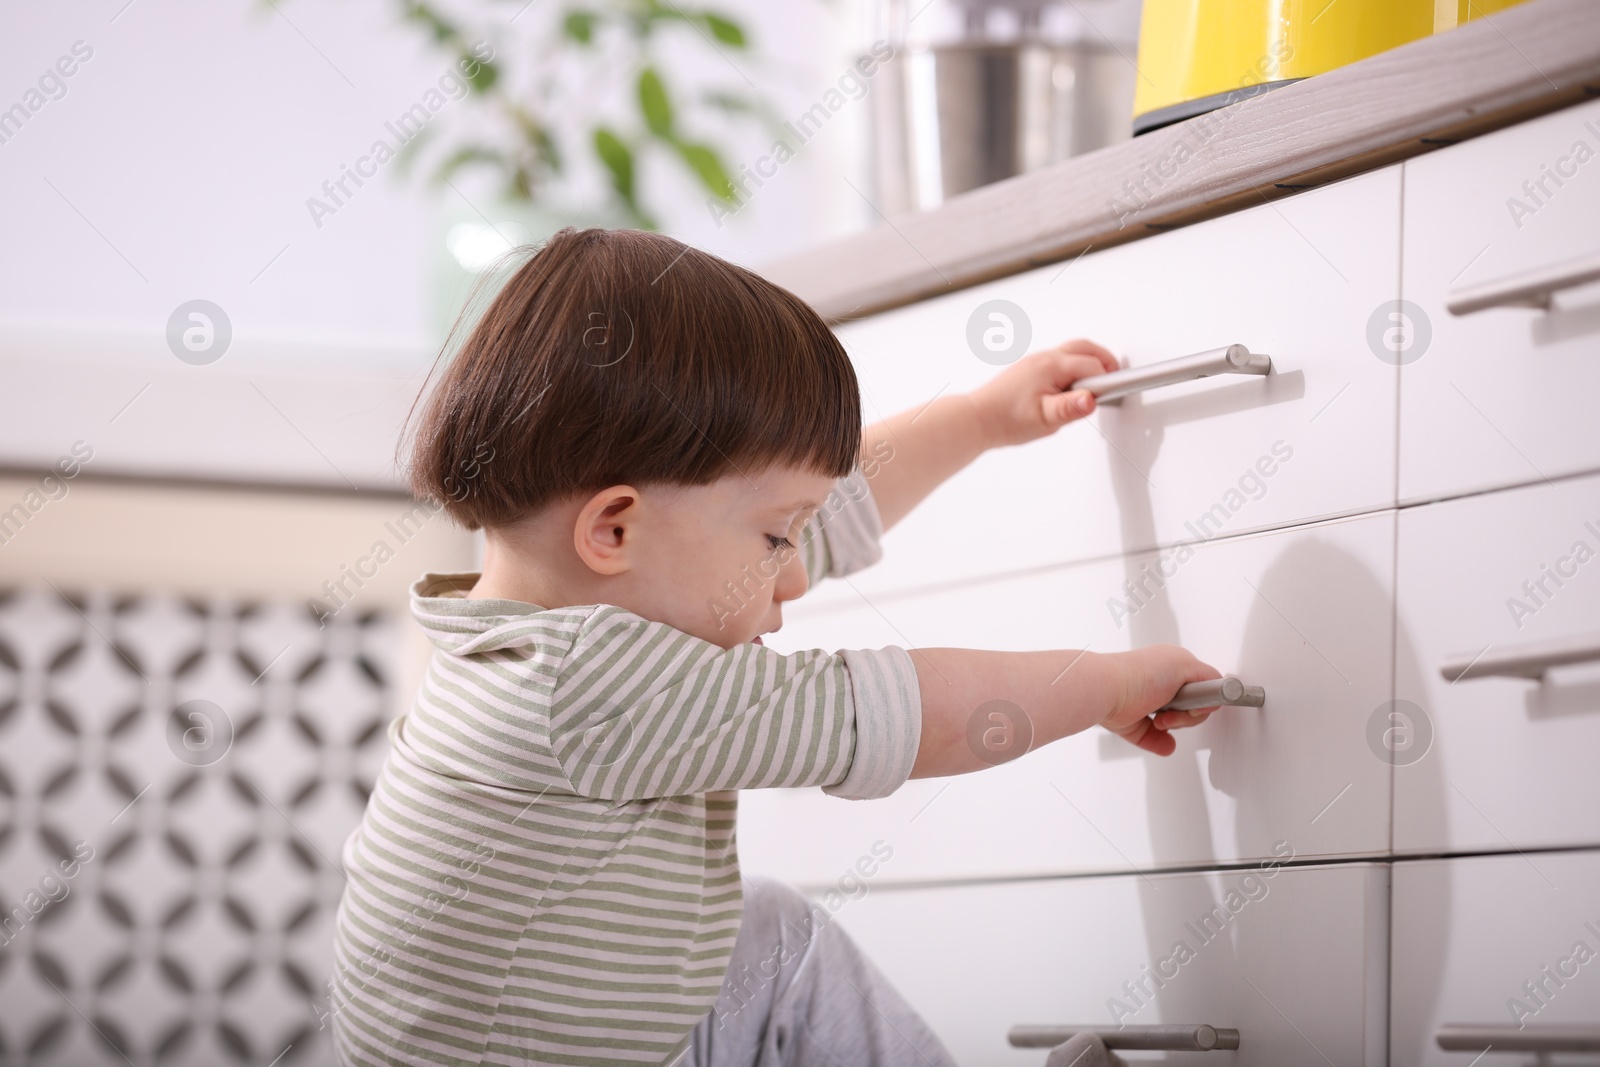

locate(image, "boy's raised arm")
[[793, 464, 886, 589], [861, 340, 1119, 532]]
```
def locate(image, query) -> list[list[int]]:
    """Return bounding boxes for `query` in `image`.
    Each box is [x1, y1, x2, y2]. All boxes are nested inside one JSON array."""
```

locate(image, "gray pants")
[[677, 876, 961, 1067]]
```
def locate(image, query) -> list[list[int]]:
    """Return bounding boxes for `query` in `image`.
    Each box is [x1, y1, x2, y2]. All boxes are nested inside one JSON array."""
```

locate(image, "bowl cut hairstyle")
[[404, 227, 864, 531]]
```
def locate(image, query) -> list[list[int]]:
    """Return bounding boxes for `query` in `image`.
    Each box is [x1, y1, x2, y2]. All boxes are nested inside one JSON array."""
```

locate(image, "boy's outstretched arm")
[[906, 643, 1223, 776], [861, 339, 1119, 532]]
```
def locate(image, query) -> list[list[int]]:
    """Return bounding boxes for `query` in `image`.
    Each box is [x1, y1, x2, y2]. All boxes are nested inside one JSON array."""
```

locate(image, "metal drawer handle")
[[1446, 250, 1600, 315], [1159, 676, 1266, 712], [1010, 1024, 1240, 1052], [1439, 632, 1600, 682], [1437, 1023, 1600, 1052], [1073, 344, 1271, 404]]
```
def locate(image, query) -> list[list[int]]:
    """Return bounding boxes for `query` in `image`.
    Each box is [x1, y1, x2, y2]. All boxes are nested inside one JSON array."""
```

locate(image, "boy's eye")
[[766, 534, 794, 551]]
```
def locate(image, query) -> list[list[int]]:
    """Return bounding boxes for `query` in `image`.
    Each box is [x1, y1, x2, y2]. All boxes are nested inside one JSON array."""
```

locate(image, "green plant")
[[388, 0, 797, 229]]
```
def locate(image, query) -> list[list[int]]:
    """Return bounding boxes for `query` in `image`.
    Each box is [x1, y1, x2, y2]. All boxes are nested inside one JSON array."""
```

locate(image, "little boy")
[[329, 227, 1218, 1066]]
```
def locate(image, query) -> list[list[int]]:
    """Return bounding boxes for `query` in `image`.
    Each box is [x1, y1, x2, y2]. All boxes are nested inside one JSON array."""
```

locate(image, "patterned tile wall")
[[0, 583, 396, 1067]]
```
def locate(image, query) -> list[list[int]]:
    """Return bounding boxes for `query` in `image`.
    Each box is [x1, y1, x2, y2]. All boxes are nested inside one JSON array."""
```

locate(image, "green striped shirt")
[[330, 467, 922, 1066]]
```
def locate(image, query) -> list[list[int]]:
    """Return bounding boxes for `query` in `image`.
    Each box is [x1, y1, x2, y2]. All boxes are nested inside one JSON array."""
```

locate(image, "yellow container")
[[1131, 0, 1528, 134], [1438, 0, 1530, 27]]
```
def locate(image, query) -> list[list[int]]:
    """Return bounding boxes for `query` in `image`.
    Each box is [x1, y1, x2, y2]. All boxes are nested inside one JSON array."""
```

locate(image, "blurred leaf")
[[702, 12, 745, 47], [701, 89, 754, 113], [533, 124, 563, 172], [507, 165, 534, 201], [436, 145, 507, 182], [637, 67, 673, 137], [626, 2, 660, 38], [513, 105, 563, 172], [593, 126, 635, 202], [399, 0, 459, 44], [701, 89, 792, 144], [673, 139, 735, 201], [563, 10, 599, 43], [463, 53, 499, 92]]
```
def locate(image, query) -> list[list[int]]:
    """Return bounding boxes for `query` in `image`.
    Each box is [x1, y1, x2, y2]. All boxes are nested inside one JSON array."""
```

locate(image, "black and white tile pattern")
[[0, 583, 395, 1067]]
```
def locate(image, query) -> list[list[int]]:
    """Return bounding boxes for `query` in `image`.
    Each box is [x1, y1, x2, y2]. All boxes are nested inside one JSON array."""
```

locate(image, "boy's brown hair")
[[403, 227, 862, 531]]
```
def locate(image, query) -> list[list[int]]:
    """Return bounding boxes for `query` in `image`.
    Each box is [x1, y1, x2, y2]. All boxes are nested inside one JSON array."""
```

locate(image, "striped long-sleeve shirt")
[[329, 466, 923, 1066]]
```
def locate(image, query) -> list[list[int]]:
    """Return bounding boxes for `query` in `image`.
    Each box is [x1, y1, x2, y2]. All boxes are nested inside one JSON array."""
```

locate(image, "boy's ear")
[[573, 485, 640, 576]]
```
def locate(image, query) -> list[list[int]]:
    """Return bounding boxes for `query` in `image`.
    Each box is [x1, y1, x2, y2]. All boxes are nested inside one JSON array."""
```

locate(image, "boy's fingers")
[[1051, 389, 1095, 425], [1144, 704, 1220, 732], [1051, 352, 1118, 391], [1137, 727, 1177, 757], [1158, 707, 1216, 730], [1053, 338, 1119, 375], [1116, 718, 1176, 757]]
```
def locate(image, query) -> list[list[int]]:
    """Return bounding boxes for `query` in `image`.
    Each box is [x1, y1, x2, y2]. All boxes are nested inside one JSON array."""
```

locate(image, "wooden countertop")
[[758, 0, 1600, 323]]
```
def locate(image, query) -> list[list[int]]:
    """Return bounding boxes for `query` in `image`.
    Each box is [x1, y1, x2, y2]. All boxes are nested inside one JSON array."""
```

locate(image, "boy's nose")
[[773, 545, 809, 603]]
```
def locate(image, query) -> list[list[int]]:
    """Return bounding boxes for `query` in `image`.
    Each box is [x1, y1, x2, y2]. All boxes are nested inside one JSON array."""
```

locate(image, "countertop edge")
[[757, 0, 1600, 323]]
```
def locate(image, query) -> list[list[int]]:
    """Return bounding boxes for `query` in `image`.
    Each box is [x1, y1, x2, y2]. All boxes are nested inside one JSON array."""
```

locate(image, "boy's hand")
[[969, 339, 1120, 449], [1100, 645, 1223, 757]]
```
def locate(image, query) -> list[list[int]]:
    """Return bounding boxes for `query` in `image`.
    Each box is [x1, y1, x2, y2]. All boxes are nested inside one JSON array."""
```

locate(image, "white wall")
[[0, 0, 865, 348], [0, 0, 880, 485]]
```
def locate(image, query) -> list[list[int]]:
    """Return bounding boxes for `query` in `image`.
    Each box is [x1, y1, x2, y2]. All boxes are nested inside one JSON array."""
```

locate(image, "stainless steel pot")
[[865, 36, 1136, 214]]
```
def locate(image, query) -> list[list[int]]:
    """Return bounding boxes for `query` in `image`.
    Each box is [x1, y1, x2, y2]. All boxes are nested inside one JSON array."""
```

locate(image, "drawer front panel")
[[812, 863, 1388, 1066], [1392, 851, 1600, 1065], [741, 511, 1395, 883], [1399, 95, 1600, 504], [1394, 472, 1600, 854], [823, 165, 1399, 606]]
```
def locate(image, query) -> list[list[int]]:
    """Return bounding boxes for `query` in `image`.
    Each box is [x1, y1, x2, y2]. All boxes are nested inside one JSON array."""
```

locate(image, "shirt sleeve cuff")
[[816, 465, 886, 578], [823, 646, 923, 801]]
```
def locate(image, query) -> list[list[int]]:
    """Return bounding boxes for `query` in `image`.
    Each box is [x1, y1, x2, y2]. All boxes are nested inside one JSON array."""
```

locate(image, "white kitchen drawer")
[[743, 509, 1395, 883], [827, 164, 1399, 605], [1394, 472, 1600, 855], [814, 862, 1388, 1066], [1399, 95, 1600, 505], [1392, 850, 1600, 1065]]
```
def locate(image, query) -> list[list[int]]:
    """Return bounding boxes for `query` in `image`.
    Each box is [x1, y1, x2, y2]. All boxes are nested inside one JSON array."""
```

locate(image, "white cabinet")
[[825, 165, 1400, 606], [742, 96, 1600, 1067], [815, 862, 1389, 1066], [744, 509, 1395, 884], [1393, 472, 1600, 855], [1391, 850, 1600, 1065], [1399, 94, 1600, 505]]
